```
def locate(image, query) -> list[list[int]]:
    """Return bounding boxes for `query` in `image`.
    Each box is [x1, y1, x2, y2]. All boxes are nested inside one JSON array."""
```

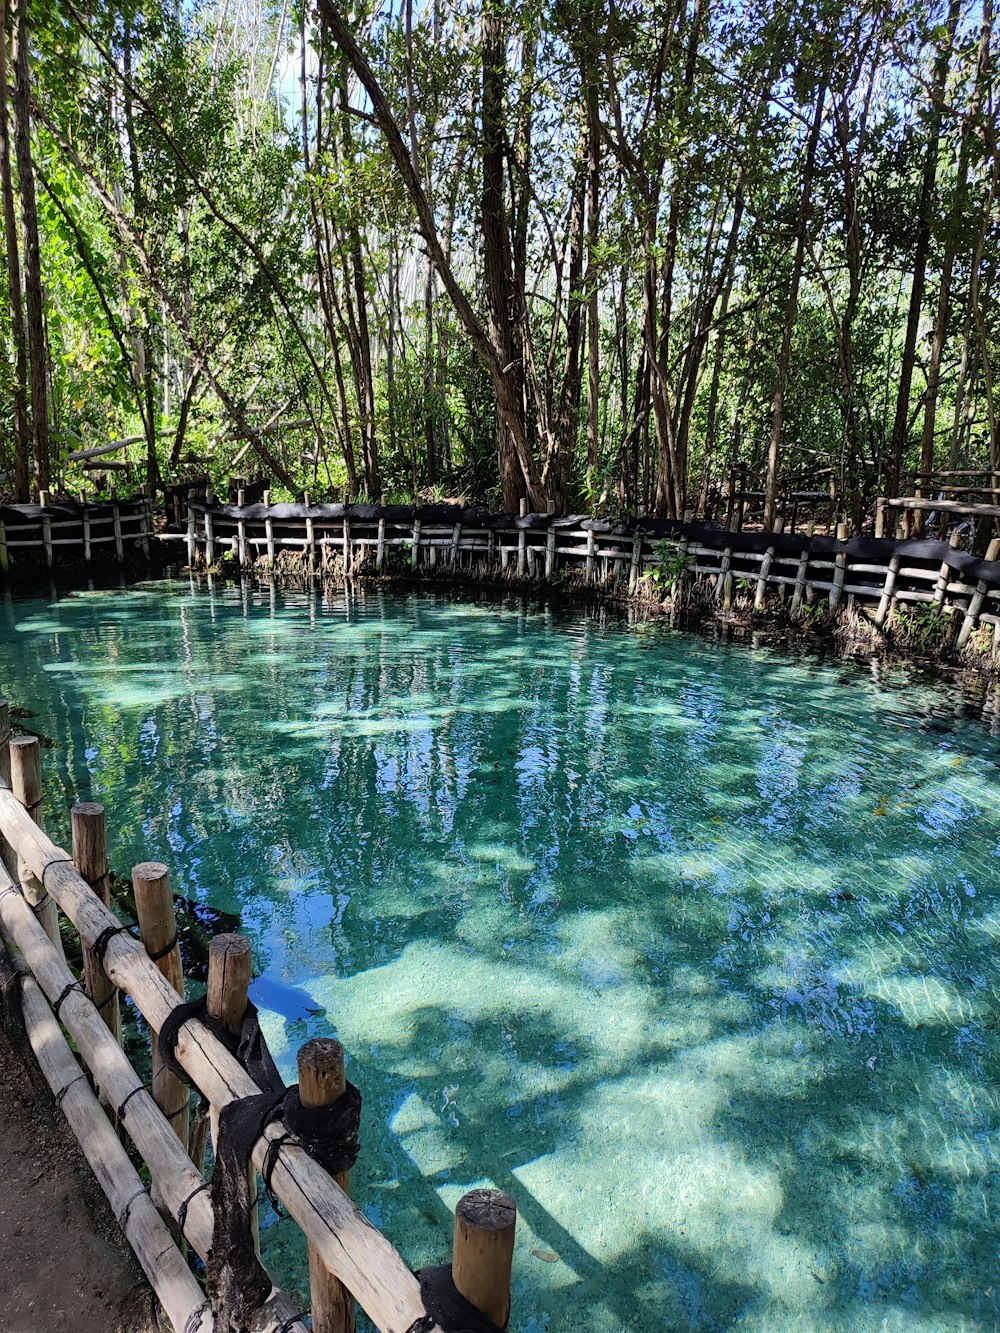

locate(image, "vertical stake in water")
[[452, 1189, 517, 1328], [299, 1038, 355, 1333], [9, 736, 64, 955], [39, 489, 52, 568], [72, 802, 121, 1044], [0, 700, 12, 875], [133, 861, 189, 1151], [376, 492, 387, 572]]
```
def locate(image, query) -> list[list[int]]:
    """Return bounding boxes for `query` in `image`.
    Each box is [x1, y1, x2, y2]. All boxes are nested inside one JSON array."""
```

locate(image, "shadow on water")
[[1, 576, 998, 1331]]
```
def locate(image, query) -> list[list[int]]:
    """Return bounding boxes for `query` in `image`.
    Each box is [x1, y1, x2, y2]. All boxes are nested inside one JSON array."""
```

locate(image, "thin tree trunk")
[[12, 0, 48, 494], [763, 77, 826, 532], [0, 0, 29, 500]]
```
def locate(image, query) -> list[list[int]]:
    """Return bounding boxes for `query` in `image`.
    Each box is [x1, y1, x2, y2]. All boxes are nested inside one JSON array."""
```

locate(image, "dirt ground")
[[0, 1018, 159, 1333]]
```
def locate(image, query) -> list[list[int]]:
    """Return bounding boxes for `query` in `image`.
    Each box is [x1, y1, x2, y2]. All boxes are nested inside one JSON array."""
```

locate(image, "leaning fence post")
[[299, 1038, 355, 1333], [9, 736, 64, 955], [72, 802, 121, 1044], [133, 861, 190, 1151], [452, 1189, 517, 1328]]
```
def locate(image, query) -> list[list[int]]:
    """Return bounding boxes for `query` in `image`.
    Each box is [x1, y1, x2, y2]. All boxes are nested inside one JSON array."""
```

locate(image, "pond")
[[1, 578, 997, 1332]]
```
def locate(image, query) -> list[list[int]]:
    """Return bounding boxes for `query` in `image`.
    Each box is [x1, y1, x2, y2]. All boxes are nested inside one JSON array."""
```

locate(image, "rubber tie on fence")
[[158, 993, 362, 1333], [275, 1311, 310, 1333], [42, 857, 75, 887], [116, 1185, 148, 1230], [146, 932, 178, 963], [177, 1180, 210, 1238], [411, 1266, 508, 1333], [52, 980, 84, 1019], [181, 1298, 211, 1333], [116, 1082, 150, 1121], [91, 920, 140, 968], [55, 1072, 89, 1108]]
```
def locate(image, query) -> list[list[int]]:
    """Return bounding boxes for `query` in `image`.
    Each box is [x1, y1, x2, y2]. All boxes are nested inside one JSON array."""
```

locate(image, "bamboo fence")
[[0, 707, 516, 1333]]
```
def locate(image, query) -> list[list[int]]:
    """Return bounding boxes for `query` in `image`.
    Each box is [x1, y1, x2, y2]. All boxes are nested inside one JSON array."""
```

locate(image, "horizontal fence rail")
[[0, 706, 517, 1333], [171, 498, 1000, 649]]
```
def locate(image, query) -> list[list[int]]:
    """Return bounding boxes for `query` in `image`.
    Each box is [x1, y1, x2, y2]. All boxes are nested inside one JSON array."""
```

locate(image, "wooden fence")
[[172, 497, 1000, 651], [0, 491, 153, 572], [0, 703, 516, 1333]]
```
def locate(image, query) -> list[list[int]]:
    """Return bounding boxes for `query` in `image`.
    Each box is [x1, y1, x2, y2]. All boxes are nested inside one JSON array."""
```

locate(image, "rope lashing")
[[274, 1311, 310, 1333], [55, 1072, 89, 1108], [181, 1299, 212, 1333]]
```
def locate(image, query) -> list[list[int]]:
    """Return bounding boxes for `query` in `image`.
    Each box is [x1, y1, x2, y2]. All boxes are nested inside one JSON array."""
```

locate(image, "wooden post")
[[411, 516, 421, 569], [585, 529, 596, 583], [133, 862, 189, 1151], [875, 499, 886, 539], [266, 512, 276, 566], [299, 1038, 355, 1333], [933, 528, 962, 605], [545, 524, 557, 580], [452, 1189, 516, 1328], [140, 485, 152, 560], [185, 506, 196, 565], [9, 736, 63, 953], [205, 508, 215, 565], [40, 489, 53, 568], [112, 496, 124, 562], [82, 505, 92, 563], [451, 522, 462, 568], [376, 493, 387, 572], [207, 933, 257, 1249], [237, 489, 248, 566], [790, 544, 810, 614], [72, 802, 120, 1044], [342, 515, 351, 574], [829, 522, 848, 613], [517, 500, 527, 577], [628, 532, 642, 594], [755, 546, 774, 610], [957, 537, 1000, 648], [0, 517, 8, 573]]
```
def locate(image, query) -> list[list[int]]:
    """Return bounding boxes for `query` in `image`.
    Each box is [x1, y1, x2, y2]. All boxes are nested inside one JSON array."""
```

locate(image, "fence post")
[[112, 492, 124, 562], [376, 493, 387, 572], [299, 1038, 355, 1333], [0, 516, 8, 573], [133, 861, 190, 1151], [411, 515, 421, 570], [207, 933, 257, 1249], [9, 736, 64, 955], [956, 536, 1000, 649], [72, 802, 121, 1044], [186, 505, 196, 565], [452, 1189, 517, 1328], [829, 522, 849, 613], [39, 490, 53, 568]]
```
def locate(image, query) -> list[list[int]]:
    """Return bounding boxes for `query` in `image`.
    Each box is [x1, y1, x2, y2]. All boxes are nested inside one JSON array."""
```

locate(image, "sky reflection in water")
[[2, 579, 998, 1332]]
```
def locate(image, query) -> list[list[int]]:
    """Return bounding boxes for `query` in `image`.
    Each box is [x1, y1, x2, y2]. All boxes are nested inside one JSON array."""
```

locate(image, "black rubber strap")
[[275, 1312, 310, 1333], [182, 1299, 211, 1333], [116, 1186, 147, 1230], [55, 1072, 88, 1107], [116, 1083, 149, 1121], [177, 1180, 210, 1237], [92, 921, 138, 967], [147, 932, 178, 962], [42, 857, 75, 887], [52, 980, 83, 1018]]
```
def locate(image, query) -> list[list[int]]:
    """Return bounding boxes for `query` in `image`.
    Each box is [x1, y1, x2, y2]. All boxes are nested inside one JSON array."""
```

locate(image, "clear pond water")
[[1, 578, 998, 1332]]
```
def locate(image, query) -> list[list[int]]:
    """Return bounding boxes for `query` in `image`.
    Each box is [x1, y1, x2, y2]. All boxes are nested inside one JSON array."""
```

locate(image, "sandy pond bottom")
[[1, 578, 998, 1331]]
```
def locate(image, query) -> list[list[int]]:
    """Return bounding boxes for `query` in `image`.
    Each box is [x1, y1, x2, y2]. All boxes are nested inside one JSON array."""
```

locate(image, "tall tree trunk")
[[763, 77, 825, 532], [585, 74, 600, 471], [886, 0, 959, 498], [12, 0, 48, 494], [482, 3, 530, 509], [0, 0, 29, 500]]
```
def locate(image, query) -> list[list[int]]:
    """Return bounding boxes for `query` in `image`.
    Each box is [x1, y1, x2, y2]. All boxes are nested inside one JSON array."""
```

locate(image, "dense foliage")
[[0, 0, 996, 522]]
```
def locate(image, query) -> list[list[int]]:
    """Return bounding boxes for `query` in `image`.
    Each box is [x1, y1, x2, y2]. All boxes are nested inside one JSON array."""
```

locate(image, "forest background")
[[0, 0, 996, 525]]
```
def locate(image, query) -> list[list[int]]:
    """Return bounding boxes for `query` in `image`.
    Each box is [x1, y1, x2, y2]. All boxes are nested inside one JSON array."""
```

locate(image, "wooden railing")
[[171, 496, 1000, 651], [0, 490, 153, 572], [0, 705, 517, 1333]]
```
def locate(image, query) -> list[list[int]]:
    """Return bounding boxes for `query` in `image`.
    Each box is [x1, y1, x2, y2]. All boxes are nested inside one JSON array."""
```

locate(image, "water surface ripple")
[[2, 580, 998, 1332]]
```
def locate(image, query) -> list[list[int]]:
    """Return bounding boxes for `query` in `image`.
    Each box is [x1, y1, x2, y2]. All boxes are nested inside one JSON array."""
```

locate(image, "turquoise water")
[[1, 578, 998, 1332]]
